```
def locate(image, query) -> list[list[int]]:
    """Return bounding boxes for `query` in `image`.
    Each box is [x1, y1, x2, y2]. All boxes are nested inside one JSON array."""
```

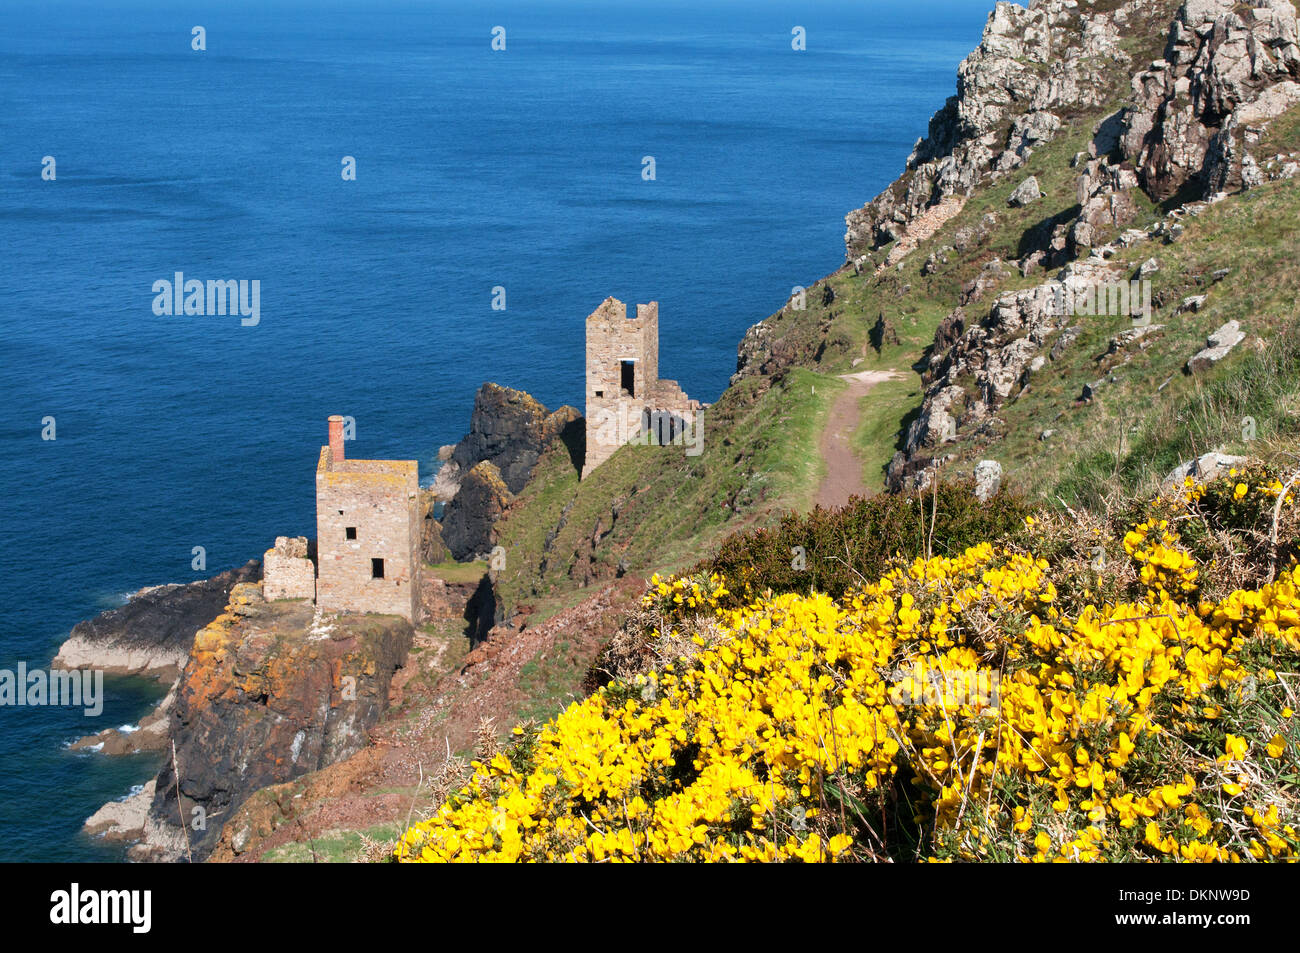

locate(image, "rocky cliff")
[[435, 382, 582, 560], [843, 0, 1172, 265], [78, 580, 413, 861], [837, 0, 1300, 489], [135, 583, 412, 860]]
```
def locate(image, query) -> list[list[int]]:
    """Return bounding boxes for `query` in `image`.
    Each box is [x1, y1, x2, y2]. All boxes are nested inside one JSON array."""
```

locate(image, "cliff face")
[[441, 460, 514, 561], [850, 0, 1300, 268], [136, 583, 412, 861], [448, 382, 581, 495], [1122, 0, 1300, 199], [859, 0, 1300, 489], [843, 0, 1160, 264]]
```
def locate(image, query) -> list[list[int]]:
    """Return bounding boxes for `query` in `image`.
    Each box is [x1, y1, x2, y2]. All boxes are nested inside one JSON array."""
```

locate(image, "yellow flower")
[[1223, 735, 1248, 761]]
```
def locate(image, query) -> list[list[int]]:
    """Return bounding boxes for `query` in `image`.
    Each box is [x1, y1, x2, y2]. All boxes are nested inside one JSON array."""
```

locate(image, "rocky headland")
[[68, 378, 581, 860]]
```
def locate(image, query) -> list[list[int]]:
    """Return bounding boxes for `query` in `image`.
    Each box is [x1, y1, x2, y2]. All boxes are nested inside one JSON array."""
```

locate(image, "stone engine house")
[[263, 416, 421, 622], [316, 416, 421, 622], [582, 297, 699, 478]]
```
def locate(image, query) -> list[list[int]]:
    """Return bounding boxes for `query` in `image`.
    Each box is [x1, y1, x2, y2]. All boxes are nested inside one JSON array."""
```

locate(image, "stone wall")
[[315, 448, 421, 622], [262, 536, 315, 601]]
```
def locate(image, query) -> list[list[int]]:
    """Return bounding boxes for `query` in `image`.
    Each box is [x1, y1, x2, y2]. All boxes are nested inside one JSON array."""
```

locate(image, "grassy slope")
[[490, 367, 846, 616]]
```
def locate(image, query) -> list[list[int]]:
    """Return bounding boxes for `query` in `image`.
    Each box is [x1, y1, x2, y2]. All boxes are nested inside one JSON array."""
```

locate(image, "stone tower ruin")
[[313, 415, 421, 622], [582, 297, 699, 478]]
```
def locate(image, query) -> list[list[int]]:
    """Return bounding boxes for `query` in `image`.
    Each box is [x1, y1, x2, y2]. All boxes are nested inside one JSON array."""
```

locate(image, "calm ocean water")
[[0, 0, 988, 860]]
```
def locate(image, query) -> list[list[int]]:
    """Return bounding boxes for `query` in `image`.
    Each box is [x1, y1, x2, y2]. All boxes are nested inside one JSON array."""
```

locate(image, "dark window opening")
[[345, 526, 357, 540], [371, 558, 385, 579], [594, 389, 604, 398], [338, 509, 344, 516], [620, 360, 635, 397]]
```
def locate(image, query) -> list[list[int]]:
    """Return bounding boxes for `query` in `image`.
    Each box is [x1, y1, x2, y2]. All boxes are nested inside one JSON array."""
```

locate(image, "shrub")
[[394, 472, 1299, 863], [695, 482, 1032, 607]]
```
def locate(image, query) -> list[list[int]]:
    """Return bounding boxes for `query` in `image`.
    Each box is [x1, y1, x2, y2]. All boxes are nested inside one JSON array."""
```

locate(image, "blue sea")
[[0, 0, 990, 861]]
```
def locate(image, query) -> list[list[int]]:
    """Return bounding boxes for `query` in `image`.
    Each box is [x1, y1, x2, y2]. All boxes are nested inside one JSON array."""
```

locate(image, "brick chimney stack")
[[328, 415, 345, 463]]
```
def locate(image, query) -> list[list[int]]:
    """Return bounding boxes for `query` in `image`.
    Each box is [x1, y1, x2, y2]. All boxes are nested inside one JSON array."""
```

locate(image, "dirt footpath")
[[815, 369, 899, 509]]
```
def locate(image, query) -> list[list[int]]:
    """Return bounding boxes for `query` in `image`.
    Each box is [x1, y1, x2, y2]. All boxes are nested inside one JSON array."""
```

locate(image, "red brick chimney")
[[328, 415, 345, 463]]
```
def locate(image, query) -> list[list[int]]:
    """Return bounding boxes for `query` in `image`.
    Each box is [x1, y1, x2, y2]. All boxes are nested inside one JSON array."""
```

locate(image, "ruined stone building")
[[262, 535, 315, 602], [582, 297, 700, 478], [262, 416, 421, 622]]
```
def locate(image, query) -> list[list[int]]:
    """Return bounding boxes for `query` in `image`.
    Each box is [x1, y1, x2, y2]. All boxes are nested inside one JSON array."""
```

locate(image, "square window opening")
[[345, 526, 357, 540]]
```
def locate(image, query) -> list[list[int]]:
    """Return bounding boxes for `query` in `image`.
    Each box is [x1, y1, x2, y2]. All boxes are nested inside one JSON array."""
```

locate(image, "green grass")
[[516, 637, 587, 724], [1020, 166, 1300, 506], [262, 821, 403, 863], [423, 558, 488, 584]]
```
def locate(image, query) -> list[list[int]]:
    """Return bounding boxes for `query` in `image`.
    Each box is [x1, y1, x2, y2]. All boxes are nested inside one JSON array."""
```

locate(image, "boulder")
[[450, 383, 572, 495], [1163, 452, 1250, 491], [440, 461, 513, 561], [1186, 320, 1246, 373], [973, 460, 1002, 502], [1008, 175, 1042, 208]]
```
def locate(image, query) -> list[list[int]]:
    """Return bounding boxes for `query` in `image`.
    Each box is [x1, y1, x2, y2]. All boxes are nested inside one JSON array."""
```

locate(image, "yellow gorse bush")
[[395, 480, 1300, 863]]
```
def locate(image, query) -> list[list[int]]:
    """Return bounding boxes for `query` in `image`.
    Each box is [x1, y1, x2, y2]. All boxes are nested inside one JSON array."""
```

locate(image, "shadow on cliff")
[[559, 414, 585, 477], [464, 573, 500, 645], [1017, 203, 1082, 260]]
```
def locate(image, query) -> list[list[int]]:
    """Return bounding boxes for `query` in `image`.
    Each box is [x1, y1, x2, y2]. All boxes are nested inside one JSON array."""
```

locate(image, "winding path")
[[815, 369, 899, 509]]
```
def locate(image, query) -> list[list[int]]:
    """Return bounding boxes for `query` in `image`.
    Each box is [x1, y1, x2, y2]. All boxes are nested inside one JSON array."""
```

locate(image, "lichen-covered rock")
[[142, 588, 412, 860], [890, 260, 1125, 490], [973, 460, 1003, 502], [1120, 0, 1300, 201], [1162, 450, 1250, 489], [1008, 175, 1042, 207], [845, 0, 1132, 260], [1186, 319, 1246, 372]]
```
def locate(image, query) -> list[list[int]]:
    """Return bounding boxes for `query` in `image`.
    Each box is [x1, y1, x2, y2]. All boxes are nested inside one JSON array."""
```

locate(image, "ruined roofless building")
[[314, 415, 421, 622], [582, 297, 699, 479]]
